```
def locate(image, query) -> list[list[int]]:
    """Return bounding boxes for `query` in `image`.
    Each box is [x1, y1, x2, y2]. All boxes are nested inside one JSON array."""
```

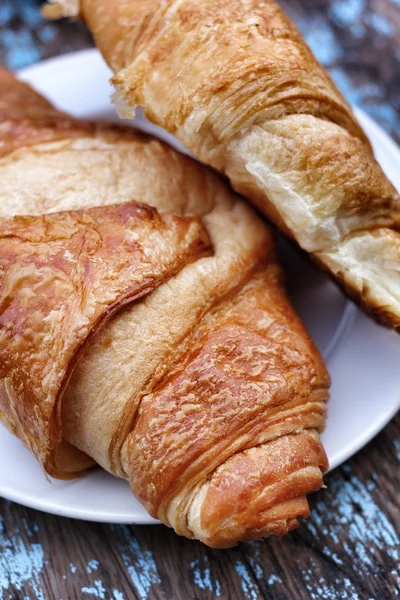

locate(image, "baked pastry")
[[0, 66, 329, 547], [46, 0, 400, 330]]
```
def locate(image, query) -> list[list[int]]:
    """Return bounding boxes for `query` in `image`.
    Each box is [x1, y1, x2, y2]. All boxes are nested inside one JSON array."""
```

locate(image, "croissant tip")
[[182, 432, 327, 548]]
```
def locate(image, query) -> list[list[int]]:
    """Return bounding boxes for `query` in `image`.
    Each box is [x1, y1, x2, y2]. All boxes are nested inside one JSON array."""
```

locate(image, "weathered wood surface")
[[0, 1, 399, 599]]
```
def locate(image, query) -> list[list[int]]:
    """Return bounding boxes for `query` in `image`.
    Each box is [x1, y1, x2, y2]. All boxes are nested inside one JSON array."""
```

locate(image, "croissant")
[[46, 0, 400, 330], [0, 66, 329, 547]]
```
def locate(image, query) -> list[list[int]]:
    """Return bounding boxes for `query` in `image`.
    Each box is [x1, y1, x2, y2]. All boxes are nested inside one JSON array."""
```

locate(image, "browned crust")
[[124, 264, 329, 526], [0, 202, 211, 476], [64, 0, 400, 333], [199, 430, 328, 548]]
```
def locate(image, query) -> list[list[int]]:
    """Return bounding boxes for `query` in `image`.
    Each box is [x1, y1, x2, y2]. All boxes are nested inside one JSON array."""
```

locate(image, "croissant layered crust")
[[0, 203, 211, 476], [0, 66, 329, 547], [54, 0, 400, 330], [123, 267, 328, 546]]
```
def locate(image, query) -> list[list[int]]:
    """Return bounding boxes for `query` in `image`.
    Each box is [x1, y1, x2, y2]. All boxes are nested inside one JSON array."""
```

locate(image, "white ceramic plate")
[[0, 50, 399, 524]]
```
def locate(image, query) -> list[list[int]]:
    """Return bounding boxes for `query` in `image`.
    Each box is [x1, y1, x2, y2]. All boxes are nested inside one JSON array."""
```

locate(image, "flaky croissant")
[[47, 0, 400, 330], [0, 66, 329, 547]]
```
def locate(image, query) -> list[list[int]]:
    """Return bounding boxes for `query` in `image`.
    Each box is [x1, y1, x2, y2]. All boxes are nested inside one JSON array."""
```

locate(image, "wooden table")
[[0, 1, 399, 598]]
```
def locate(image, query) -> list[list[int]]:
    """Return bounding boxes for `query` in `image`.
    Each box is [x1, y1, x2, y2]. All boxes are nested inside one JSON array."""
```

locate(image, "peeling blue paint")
[[248, 559, 263, 581], [112, 526, 161, 600], [17, 0, 43, 27], [314, 474, 400, 571], [301, 562, 363, 600], [0, 4, 13, 26], [246, 543, 268, 582], [364, 12, 396, 37], [328, 0, 397, 41], [21, 520, 35, 538], [0, 516, 45, 600], [86, 560, 99, 574], [348, 22, 366, 38], [0, 0, 43, 28], [301, 16, 343, 65], [37, 24, 58, 45], [0, 0, 90, 69], [328, 67, 400, 136], [329, 0, 366, 27], [0, 29, 40, 70], [81, 580, 106, 599], [234, 562, 260, 600], [322, 546, 344, 566], [123, 548, 160, 600], [190, 558, 221, 596]]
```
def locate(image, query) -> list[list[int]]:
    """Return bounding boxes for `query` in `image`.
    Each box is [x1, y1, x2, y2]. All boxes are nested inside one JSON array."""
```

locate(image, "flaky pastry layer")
[[0, 65, 329, 547], [51, 0, 400, 331]]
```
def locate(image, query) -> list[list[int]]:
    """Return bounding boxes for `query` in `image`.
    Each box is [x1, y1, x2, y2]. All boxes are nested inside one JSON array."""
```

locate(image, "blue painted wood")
[[0, 0, 92, 71], [0, 1, 399, 599], [0, 417, 399, 599]]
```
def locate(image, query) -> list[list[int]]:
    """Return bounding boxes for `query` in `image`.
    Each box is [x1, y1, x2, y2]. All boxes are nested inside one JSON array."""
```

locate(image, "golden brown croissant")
[[0, 66, 329, 548], [47, 0, 400, 330]]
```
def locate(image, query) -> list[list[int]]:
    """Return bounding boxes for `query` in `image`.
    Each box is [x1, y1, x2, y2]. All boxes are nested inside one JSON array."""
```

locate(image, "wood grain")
[[1, 415, 399, 599], [0, 1, 399, 599]]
